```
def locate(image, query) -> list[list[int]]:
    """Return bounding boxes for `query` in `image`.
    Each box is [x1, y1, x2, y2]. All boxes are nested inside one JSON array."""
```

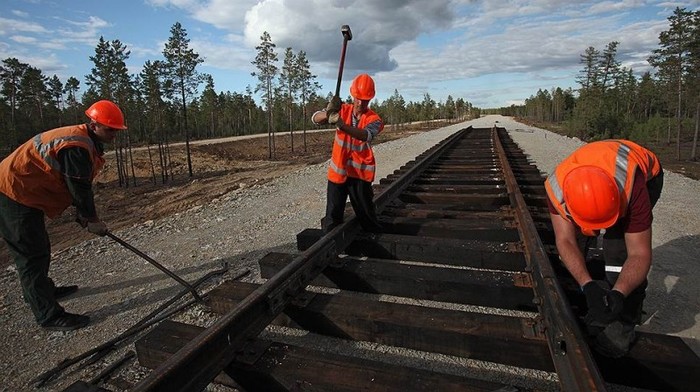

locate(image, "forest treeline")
[[0, 22, 476, 185], [495, 7, 700, 161]]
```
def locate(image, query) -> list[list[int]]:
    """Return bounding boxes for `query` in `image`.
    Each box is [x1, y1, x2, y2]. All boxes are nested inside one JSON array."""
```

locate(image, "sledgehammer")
[[105, 232, 205, 303], [334, 24, 353, 98]]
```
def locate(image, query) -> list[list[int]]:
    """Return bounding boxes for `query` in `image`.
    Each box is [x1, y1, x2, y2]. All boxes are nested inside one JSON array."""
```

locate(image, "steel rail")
[[493, 127, 606, 391], [131, 128, 469, 392]]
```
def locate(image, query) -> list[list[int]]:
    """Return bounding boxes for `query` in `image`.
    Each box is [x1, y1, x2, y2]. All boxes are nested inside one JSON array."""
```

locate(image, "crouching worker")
[[544, 139, 663, 357], [0, 100, 126, 331]]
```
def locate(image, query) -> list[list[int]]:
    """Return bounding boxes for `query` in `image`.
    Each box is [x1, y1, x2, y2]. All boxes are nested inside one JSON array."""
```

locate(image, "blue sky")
[[1, 0, 699, 108]]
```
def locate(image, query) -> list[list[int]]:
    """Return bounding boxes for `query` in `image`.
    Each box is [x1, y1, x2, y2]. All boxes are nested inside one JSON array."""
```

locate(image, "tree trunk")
[[691, 101, 699, 161], [181, 85, 193, 177]]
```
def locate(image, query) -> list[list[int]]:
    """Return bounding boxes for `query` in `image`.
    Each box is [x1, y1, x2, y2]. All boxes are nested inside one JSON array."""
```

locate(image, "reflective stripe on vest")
[[327, 104, 383, 184], [34, 133, 96, 173], [0, 124, 104, 218]]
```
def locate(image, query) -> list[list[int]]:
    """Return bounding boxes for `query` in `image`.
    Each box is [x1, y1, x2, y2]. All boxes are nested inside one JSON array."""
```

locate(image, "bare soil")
[[0, 123, 437, 269]]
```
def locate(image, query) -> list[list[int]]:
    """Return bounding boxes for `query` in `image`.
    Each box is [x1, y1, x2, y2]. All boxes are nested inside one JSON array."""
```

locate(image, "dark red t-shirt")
[[547, 170, 652, 233]]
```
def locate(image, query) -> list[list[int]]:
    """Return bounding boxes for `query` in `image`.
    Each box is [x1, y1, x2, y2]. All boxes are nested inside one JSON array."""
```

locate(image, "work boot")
[[55, 285, 79, 299], [41, 312, 90, 331]]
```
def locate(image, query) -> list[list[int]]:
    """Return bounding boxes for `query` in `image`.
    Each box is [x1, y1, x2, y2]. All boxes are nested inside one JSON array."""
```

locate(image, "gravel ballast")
[[0, 115, 697, 391]]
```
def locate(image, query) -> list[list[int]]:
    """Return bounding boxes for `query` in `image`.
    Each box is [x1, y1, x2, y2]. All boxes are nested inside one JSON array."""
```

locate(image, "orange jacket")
[[0, 124, 105, 218], [545, 139, 661, 224], [327, 104, 384, 184]]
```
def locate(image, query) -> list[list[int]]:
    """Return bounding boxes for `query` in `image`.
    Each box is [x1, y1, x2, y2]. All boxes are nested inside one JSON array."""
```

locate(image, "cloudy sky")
[[1, 0, 698, 108]]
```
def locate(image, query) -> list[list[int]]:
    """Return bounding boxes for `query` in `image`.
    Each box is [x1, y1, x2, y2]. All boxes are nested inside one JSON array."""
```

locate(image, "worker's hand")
[[583, 280, 624, 329], [328, 112, 340, 125], [325, 96, 342, 114], [606, 289, 625, 316], [87, 220, 109, 236], [76, 215, 89, 228], [582, 280, 611, 325]]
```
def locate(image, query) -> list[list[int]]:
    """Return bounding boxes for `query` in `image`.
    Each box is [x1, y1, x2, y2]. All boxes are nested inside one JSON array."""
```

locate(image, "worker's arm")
[[311, 109, 362, 139], [336, 118, 369, 141], [311, 110, 330, 125], [614, 228, 652, 296], [58, 147, 97, 220], [550, 212, 592, 287]]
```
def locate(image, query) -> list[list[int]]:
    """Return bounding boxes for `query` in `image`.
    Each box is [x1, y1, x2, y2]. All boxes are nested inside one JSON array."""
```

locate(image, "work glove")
[[583, 280, 624, 331], [325, 96, 342, 114], [327, 112, 340, 125], [76, 214, 109, 236], [87, 220, 108, 236]]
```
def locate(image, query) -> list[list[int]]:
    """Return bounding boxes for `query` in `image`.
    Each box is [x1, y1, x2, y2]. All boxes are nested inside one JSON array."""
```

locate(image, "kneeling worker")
[[0, 100, 126, 331], [544, 139, 663, 357]]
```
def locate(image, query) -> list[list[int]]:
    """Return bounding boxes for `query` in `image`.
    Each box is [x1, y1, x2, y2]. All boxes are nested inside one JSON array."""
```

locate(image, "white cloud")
[[11, 10, 30, 18], [10, 35, 37, 44], [0, 16, 48, 35]]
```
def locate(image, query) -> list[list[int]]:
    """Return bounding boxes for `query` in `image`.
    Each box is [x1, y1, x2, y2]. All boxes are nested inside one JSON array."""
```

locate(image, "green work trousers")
[[0, 192, 64, 324]]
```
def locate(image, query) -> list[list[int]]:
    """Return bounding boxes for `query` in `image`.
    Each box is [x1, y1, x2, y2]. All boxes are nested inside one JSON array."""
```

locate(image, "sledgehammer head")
[[341, 25, 352, 41]]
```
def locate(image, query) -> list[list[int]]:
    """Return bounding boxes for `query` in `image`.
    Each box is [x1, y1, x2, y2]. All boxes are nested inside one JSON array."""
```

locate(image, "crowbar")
[[106, 232, 204, 303]]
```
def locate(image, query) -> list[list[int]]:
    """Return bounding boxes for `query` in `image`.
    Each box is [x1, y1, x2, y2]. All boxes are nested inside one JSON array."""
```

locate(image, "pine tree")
[[251, 31, 279, 159], [649, 7, 695, 159], [295, 50, 321, 152], [163, 22, 204, 176]]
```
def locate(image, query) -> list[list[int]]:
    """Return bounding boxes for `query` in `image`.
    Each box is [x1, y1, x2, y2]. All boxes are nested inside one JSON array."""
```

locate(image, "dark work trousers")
[[323, 178, 382, 233], [578, 170, 664, 325], [0, 192, 64, 324]]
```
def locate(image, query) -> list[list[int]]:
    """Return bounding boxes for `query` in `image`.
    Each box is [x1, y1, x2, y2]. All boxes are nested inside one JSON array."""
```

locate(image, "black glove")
[[606, 289, 625, 315], [87, 220, 109, 236], [76, 215, 88, 228], [583, 280, 624, 329], [325, 96, 342, 114], [76, 214, 108, 236], [582, 280, 610, 322]]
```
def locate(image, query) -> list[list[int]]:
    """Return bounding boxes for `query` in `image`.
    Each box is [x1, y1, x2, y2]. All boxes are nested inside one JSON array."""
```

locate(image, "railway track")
[[131, 126, 700, 391]]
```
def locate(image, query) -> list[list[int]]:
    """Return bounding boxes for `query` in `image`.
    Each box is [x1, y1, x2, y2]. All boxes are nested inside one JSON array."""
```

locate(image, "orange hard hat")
[[563, 165, 620, 231], [350, 73, 376, 100], [85, 100, 127, 130]]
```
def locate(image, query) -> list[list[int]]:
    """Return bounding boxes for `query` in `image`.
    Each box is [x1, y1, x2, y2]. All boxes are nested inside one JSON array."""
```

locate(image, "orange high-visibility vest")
[[327, 104, 384, 184], [545, 139, 661, 223], [0, 124, 105, 218]]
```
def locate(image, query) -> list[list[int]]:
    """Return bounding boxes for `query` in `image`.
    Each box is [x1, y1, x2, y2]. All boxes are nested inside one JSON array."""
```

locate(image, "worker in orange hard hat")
[[312, 74, 384, 233], [0, 99, 127, 332], [545, 139, 663, 358]]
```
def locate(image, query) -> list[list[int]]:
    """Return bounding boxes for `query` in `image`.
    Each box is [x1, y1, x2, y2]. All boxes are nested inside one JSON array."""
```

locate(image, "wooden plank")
[[592, 333, 700, 391], [380, 216, 520, 242], [382, 205, 512, 220], [346, 233, 526, 271], [411, 178, 504, 186], [296, 229, 526, 271], [208, 281, 553, 371], [135, 320, 239, 388], [259, 252, 537, 312], [407, 184, 508, 194], [136, 321, 513, 392], [399, 191, 510, 206]]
